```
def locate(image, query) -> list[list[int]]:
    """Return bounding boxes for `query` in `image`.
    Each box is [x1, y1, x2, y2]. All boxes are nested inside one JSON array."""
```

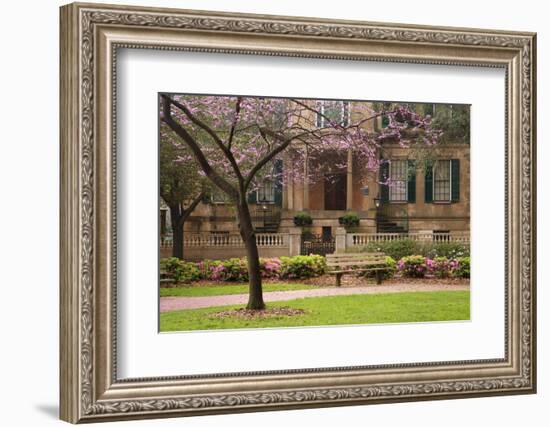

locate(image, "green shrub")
[[397, 255, 428, 278], [216, 258, 249, 281], [361, 256, 397, 280], [338, 212, 360, 228], [160, 257, 200, 283], [293, 211, 313, 226], [358, 239, 469, 261], [196, 259, 220, 280], [424, 242, 470, 259], [453, 256, 470, 278], [279, 255, 327, 279], [360, 239, 420, 260]]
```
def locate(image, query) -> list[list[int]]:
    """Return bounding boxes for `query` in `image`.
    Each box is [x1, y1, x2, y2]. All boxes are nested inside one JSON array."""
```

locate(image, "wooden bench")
[[326, 252, 388, 286]]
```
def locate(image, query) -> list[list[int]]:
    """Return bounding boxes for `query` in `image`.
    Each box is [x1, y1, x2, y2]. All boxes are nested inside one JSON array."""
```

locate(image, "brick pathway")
[[160, 283, 470, 313]]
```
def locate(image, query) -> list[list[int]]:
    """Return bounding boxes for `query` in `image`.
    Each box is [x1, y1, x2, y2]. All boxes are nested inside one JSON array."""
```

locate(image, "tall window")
[[433, 160, 451, 201], [389, 160, 407, 202], [316, 100, 350, 127], [257, 179, 275, 203], [211, 188, 229, 204]]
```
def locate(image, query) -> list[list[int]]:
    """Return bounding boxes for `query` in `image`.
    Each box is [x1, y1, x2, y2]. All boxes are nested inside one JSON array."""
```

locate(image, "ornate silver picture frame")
[[60, 2, 536, 423]]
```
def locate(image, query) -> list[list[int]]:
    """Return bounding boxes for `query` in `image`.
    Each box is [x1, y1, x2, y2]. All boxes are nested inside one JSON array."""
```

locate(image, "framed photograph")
[[60, 2, 537, 423]]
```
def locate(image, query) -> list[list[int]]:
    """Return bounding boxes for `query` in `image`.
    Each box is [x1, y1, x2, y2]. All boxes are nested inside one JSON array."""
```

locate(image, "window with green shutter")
[[407, 160, 416, 203], [253, 159, 284, 205], [379, 161, 389, 203], [273, 159, 283, 206], [425, 159, 460, 203], [388, 160, 407, 202], [247, 189, 257, 204], [433, 160, 451, 202], [423, 103, 435, 117], [424, 162, 434, 203]]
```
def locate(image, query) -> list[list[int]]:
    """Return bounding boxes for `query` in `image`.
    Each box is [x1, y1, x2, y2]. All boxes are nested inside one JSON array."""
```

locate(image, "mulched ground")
[[161, 276, 469, 288], [209, 306, 306, 319], [283, 275, 469, 287]]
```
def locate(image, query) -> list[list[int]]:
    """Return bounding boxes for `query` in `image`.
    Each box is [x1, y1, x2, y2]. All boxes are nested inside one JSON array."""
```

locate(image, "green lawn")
[[160, 291, 470, 332], [160, 282, 320, 297]]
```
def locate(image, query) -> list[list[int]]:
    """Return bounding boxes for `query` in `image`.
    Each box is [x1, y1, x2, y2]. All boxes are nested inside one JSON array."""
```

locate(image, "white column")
[[288, 227, 302, 256], [335, 227, 347, 253]]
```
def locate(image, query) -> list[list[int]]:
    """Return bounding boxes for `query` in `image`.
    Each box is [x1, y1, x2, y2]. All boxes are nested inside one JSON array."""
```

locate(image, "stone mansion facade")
[[160, 100, 470, 255]]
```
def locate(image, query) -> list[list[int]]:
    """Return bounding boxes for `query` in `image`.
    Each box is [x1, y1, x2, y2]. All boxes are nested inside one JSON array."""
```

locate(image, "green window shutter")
[[273, 159, 283, 206], [423, 103, 434, 117], [451, 159, 460, 202], [381, 115, 389, 128], [380, 161, 389, 203], [201, 192, 211, 204], [407, 160, 416, 203], [424, 162, 433, 203], [247, 189, 257, 204]]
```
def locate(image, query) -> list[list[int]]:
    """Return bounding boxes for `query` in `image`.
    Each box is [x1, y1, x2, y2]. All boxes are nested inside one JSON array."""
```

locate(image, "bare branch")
[[227, 97, 242, 151], [161, 95, 239, 200], [167, 96, 245, 183]]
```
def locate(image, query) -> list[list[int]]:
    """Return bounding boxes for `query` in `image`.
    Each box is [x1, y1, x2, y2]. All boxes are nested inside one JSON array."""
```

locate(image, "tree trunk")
[[169, 206, 184, 260], [237, 201, 265, 310]]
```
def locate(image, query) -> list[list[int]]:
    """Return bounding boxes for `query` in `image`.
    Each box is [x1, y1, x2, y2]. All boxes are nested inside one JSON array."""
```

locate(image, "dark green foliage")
[[338, 212, 360, 228], [424, 242, 470, 259], [356, 239, 469, 261], [293, 211, 313, 226], [453, 256, 470, 278], [361, 256, 397, 280], [160, 257, 201, 283], [431, 104, 470, 145], [279, 255, 327, 279]]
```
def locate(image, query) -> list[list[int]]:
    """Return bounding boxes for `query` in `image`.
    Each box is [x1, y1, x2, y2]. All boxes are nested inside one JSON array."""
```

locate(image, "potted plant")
[[293, 211, 313, 227], [338, 211, 360, 229]]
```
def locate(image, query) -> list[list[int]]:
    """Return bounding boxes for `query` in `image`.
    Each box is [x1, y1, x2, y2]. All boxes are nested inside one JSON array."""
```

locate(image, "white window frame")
[[256, 179, 275, 204], [317, 100, 350, 128], [211, 188, 229, 204], [389, 159, 408, 202], [433, 159, 452, 203]]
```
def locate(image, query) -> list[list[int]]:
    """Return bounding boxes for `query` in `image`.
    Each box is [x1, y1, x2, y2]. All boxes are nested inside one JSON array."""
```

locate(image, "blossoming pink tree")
[[161, 94, 438, 309], [160, 125, 212, 259]]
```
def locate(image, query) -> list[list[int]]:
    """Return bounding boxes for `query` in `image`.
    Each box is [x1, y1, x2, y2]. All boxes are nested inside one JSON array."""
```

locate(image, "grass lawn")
[[160, 290, 470, 332], [160, 282, 321, 297]]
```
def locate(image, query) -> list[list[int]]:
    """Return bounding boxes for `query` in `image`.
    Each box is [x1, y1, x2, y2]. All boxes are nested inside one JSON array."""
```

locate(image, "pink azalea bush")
[[194, 255, 323, 282], [260, 258, 283, 278], [397, 255, 428, 278], [397, 255, 469, 279], [426, 256, 459, 278]]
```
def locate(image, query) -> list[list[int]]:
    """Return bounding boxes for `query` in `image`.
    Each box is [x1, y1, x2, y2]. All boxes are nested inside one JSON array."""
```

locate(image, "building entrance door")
[[324, 173, 346, 210]]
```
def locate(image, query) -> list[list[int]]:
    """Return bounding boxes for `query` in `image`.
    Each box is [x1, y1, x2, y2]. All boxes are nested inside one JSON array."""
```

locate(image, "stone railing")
[[346, 231, 470, 248], [160, 233, 288, 248]]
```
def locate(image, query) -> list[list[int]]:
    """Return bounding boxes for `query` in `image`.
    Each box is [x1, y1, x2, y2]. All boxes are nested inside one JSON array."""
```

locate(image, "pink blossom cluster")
[[398, 256, 463, 279], [426, 257, 460, 278], [160, 94, 441, 196], [260, 258, 282, 278]]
